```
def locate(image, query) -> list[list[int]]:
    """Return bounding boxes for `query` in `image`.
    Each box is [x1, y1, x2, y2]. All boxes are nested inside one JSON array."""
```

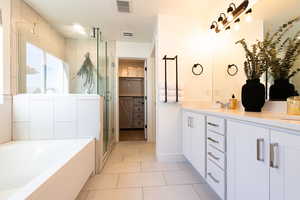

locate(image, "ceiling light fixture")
[[73, 23, 86, 35], [227, 3, 236, 22]]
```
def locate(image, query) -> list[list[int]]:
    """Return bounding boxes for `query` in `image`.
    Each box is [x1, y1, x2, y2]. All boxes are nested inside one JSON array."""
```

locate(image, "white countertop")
[[182, 102, 300, 132]]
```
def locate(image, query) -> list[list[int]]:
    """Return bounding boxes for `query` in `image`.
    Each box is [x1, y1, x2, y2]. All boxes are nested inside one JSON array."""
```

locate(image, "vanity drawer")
[[207, 130, 225, 152], [207, 116, 225, 135], [207, 160, 225, 200], [207, 144, 225, 169]]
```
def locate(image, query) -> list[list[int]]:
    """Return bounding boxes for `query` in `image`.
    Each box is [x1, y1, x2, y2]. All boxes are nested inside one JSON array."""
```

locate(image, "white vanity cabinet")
[[182, 111, 206, 177], [227, 121, 270, 200], [227, 120, 300, 200], [270, 130, 300, 200]]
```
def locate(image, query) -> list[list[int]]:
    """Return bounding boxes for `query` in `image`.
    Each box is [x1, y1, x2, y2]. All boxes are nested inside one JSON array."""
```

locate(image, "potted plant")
[[259, 17, 300, 101], [236, 39, 267, 112]]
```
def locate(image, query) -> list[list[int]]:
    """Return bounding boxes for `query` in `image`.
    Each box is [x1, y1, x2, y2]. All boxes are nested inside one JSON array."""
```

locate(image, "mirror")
[[261, 1, 300, 101]]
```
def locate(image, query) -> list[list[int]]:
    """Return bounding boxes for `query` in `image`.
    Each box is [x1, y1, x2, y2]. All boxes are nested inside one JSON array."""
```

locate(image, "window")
[[26, 42, 68, 94]]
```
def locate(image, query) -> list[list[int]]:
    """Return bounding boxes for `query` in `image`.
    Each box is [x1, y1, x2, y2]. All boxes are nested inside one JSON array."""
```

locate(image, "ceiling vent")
[[122, 32, 134, 37], [117, 0, 131, 13]]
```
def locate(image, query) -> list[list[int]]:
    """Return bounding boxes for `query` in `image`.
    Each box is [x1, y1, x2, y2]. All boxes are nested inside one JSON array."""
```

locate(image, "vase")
[[242, 79, 265, 112], [269, 79, 298, 101]]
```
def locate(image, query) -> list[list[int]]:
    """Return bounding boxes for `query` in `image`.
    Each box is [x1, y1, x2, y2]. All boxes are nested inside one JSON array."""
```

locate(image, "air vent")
[[122, 32, 134, 37], [117, 0, 131, 13]]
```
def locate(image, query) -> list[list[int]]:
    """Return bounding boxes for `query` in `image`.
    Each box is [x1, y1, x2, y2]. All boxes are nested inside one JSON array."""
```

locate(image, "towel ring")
[[192, 64, 204, 76], [227, 64, 238, 76]]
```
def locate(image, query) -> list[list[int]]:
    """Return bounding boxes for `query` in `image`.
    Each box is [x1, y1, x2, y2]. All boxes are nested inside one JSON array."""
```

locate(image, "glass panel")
[[26, 43, 44, 93], [45, 53, 66, 94]]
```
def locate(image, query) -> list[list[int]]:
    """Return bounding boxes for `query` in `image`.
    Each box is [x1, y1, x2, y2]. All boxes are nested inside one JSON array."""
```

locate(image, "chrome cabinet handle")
[[187, 117, 191, 128], [208, 152, 220, 161], [208, 172, 220, 183], [190, 117, 194, 128], [270, 143, 279, 169], [208, 137, 219, 144], [256, 138, 265, 162], [208, 122, 219, 127]]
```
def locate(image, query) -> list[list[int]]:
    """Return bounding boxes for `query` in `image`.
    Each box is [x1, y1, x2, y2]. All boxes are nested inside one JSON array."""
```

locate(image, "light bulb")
[[245, 15, 253, 23], [234, 23, 240, 31], [218, 22, 224, 30], [227, 13, 234, 22]]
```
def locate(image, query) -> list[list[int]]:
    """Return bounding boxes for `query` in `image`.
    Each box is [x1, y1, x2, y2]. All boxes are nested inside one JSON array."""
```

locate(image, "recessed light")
[[73, 23, 86, 35]]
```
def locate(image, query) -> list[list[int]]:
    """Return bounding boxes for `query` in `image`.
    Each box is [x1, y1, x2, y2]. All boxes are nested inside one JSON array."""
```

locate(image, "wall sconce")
[[210, 0, 251, 33], [227, 3, 236, 22]]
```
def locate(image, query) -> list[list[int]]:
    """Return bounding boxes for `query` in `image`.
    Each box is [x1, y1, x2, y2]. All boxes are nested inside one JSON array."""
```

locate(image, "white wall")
[[0, 0, 12, 144], [116, 41, 152, 59], [155, 14, 213, 161]]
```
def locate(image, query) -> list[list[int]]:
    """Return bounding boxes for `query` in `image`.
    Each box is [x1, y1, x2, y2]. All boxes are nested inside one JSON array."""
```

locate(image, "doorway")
[[118, 59, 146, 141]]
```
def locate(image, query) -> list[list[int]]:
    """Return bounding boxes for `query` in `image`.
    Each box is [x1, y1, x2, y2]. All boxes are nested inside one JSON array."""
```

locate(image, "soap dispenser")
[[229, 94, 238, 110]]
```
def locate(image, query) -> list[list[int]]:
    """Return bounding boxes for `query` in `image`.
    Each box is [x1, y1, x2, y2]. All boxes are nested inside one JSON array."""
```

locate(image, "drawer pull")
[[208, 172, 220, 183], [208, 152, 220, 161], [270, 143, 279, 169], [208, 122, 219, 127], [208, 137, 219, 144], [256, 138, 265, 162]]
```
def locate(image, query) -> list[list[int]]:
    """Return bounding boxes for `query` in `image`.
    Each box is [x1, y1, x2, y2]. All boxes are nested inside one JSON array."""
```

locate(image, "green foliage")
[[236, 39, 267, 80], [259, 17, 300, 80], [77, 53, 96, 93]]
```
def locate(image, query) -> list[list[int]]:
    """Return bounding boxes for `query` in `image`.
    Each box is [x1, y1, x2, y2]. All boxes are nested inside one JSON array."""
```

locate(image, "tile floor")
[[76, 141, 221, 200]]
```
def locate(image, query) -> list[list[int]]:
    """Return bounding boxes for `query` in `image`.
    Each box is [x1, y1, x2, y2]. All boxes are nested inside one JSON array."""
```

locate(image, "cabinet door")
[[190, 113, 206, 177], [227, 121, 270, 200], [182, 111, 192, 162], [270, 130, 300, 200]]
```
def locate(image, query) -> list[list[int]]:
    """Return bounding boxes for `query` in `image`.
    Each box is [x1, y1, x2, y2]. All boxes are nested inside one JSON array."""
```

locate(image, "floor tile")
[[118, 172, 166, 188], [103, 162, 141, 174], [85, 174, 119, 190], [163, 170, 205, 185], [86, 188, 143, 200], [193, 184, 221, 200], [76, 190, 89, 200], [141, 161, 181, 172], [143, 185, 200, 200]]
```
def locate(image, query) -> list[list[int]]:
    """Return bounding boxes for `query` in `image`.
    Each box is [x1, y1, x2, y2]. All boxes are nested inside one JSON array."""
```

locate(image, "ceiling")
[[23, 0, 300, 42]]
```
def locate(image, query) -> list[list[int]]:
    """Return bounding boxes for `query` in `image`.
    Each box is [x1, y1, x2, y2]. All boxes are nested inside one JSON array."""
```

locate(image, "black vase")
[[242, 79, 265, 112], [269, 79, 298, 101]]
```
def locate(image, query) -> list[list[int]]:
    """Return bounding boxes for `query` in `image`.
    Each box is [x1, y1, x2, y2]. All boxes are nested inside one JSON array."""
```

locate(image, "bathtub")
[[0, 138, 95, 200]]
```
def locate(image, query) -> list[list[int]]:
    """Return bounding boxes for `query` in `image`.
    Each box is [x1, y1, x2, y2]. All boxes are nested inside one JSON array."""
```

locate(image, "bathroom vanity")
[[182, 103, 300, 200]]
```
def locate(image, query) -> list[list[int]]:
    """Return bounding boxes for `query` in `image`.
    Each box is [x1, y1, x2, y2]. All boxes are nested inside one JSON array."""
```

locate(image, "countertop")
[[182, 102, 300, 132]]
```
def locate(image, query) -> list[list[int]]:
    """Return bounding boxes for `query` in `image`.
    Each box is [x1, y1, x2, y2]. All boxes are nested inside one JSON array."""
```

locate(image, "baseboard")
[[156, 153, 186, 162]]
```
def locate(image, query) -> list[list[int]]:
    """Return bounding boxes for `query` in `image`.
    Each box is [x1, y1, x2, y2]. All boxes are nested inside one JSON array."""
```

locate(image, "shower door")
[[97, 36, 115, 156]]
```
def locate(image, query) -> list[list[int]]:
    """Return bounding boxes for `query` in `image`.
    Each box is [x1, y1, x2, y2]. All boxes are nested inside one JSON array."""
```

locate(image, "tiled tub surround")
[[0, 138, 95, 200], [76, 142, 221, 200], [182, 102, 300, 200], [12, 94, 104, 171]]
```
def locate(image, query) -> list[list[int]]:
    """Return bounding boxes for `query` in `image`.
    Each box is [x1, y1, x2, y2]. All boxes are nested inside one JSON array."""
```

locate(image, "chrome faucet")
[[216, 101, 228, 108]]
